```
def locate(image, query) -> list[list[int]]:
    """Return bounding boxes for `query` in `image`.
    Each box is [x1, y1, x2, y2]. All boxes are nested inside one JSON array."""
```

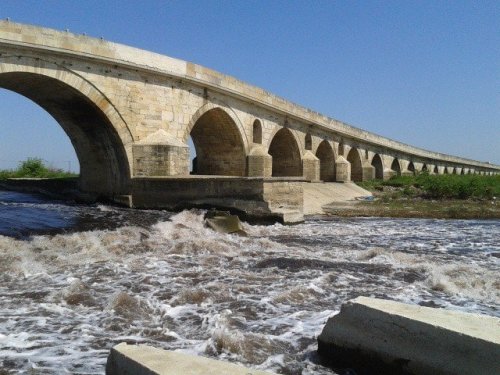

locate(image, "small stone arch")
[[338, 142, 345, 157], [347, 147, 363, 182], [269, 128, 302, 177], [422, 164, 428, 173], [252, 119, 262, 144], [434, 165, 439, 174], [189, 107, 247, 176], [305, 133, 312, 151], [315, 140, 335, 181], [452, 167, 457, 174], [391, 158, 402, 176], [461, 168, 465, 175], [371, 154, 384, 179]]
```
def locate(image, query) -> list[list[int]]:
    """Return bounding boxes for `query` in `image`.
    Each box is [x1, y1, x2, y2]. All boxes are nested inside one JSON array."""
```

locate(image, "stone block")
[[106, 342, 275, 375], [318, 296, 500, 375]]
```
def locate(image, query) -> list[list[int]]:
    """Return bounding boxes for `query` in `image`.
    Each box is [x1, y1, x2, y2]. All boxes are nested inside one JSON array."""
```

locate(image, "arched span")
[[189, 107, 246, 176], [347, 147, 363, 182], [391, 158, 402, 176], [422, 164, 428, 173], [315, 140, 335, 181], [434, 165, 439, 174], [0, 58, 132, 195], [371, 154, 384, 179], [269, 128, 302, 177], [185, 102, 249, 153]]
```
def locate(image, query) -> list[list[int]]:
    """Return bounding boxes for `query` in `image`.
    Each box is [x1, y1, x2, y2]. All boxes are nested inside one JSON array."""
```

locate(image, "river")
[[0, 190, 499, 374]]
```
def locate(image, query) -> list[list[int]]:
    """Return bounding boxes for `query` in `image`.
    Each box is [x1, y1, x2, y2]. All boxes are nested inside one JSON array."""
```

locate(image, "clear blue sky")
[[1, 0, 499, 171]]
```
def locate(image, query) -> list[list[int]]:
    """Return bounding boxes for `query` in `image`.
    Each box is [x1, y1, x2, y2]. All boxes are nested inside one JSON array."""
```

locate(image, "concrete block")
[[106, 342, 275, 375], [318, 296, 500, 375]]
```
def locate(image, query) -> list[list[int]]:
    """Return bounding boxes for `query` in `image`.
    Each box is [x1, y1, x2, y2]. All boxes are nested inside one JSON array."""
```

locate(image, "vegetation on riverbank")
[[0, 158, 77, 180], [358, 173, 499, 200], [335, 173, 500, 219]]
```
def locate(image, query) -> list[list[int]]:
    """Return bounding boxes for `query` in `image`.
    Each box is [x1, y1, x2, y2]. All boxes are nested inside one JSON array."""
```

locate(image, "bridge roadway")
[[0, 21, 498, 222]]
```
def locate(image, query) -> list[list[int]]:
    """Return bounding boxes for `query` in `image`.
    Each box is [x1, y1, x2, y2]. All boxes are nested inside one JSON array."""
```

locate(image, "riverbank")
[[319, 174, 500, 220], [321, 198, 499, 219]]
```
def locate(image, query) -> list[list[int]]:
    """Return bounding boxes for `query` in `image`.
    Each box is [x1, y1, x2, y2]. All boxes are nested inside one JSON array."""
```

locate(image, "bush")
[[359, 173, 499, 200], [0, 158, 77, 180]]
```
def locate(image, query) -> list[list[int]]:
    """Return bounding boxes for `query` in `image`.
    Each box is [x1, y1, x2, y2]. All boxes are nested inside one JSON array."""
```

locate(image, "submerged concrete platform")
[[106, 343, 276, 375], [318, 296, 500, 375]]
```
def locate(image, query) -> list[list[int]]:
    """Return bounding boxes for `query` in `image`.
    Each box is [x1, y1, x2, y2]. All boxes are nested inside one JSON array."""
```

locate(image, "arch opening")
[[0, 72, 130, 195], [347, 147, 363, 182], [269, 128, 302, 177], [305, 133, 312, 151], [391, 158, 401, 176], [371, 154, 384, 179], [422, 164, 428, 173], [434, 165, 439, 174], [408, 162, 415, 175], [315, 140, 335, 181], [252, 119, 262, 144], [338, 142, 345, 157], [189, 108, 246, 176]]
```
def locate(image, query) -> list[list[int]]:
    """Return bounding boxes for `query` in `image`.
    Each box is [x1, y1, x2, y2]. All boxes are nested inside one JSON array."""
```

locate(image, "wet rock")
[[61, 280, 96, 307], [204, 210, 246, 235], [108, 292, 148, 320]]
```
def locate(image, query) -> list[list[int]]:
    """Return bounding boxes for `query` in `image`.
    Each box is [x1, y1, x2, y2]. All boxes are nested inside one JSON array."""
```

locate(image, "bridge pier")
[[302, 151, 321, 181], [247, 145, 272, 177], [361, 162, 375, 181], [132, 130, 190, 177], [335, 156, 351, 182]]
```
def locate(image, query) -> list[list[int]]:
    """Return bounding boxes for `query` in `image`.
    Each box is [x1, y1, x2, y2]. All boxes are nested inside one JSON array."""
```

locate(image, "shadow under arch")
[[371, 154, 384, 179], [315, 140, 335, 181], [0, 71, 131, 196], [189, 107, 246, 176], [269, 128, 302, 177], [391, 158, 402, 176], [347, 147, 363, 182]]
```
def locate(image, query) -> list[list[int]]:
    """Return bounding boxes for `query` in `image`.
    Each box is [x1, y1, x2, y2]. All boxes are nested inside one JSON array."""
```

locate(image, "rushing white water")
[[0, 194, 499, 374]]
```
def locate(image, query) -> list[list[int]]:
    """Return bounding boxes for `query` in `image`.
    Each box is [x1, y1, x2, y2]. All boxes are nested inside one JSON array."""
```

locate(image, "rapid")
[[0, 190, 499, 374]]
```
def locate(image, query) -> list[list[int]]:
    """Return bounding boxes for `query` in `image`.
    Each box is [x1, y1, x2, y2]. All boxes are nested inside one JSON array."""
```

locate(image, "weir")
[[1, 21, 499, 222]]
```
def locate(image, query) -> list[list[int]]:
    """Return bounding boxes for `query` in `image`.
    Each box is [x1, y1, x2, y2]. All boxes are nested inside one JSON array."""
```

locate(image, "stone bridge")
[[1, 21, 498, 221]]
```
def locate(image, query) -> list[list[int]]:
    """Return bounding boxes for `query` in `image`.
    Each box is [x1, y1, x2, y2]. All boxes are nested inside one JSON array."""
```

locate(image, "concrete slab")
[[302, 182, 372, 215], [106, 343, 276, 375], [318, 296, 500, 375]]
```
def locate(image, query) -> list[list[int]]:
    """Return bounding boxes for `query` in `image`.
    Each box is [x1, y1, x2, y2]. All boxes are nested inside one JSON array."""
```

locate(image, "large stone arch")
[[268, 128, 302, 177], [347, 147, 363, 182], [0, 56, 133, 195], [371, 154, 384, 179], [315, 140, 335, 181], [188, 106, 246, 176]]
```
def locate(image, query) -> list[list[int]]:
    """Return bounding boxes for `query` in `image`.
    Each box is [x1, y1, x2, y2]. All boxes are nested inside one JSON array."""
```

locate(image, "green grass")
[[359, 173, 500, 200], [0, 158, 78, 180]]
